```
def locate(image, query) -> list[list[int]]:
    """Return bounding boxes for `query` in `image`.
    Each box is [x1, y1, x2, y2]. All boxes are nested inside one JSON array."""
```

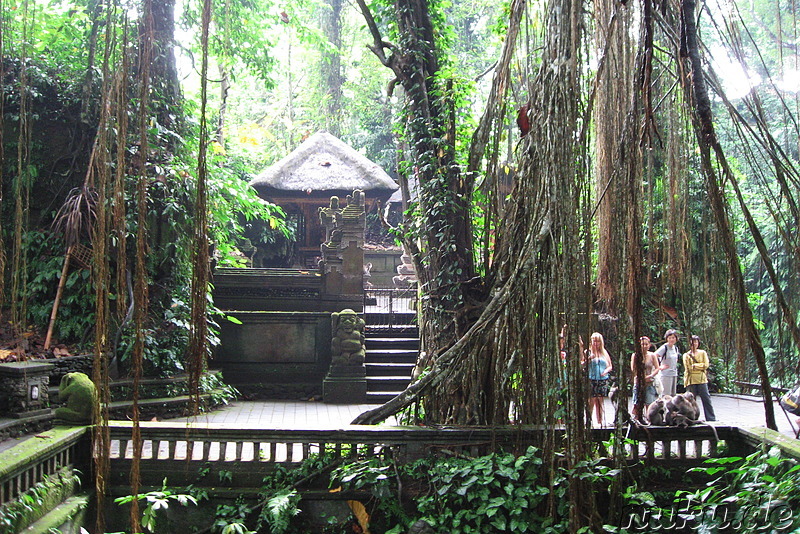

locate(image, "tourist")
[[655, 329, 680, 397], [630, 336, 663, 411], [583, 332, 613, 427], [683, 335, 716, 422]]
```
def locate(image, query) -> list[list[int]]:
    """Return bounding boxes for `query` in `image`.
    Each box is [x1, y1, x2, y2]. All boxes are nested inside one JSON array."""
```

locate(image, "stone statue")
[[363, 262, 373, 289], [319, 190, 367, 283], [55, 372, 96, 424], [318, 196, 342, 243], [393, 253, 418, 288], [331, 309, 366, 365]]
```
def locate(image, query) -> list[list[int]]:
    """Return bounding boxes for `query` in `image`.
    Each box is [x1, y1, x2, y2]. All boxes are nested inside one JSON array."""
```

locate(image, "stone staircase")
[[364, 312, 419, 404]]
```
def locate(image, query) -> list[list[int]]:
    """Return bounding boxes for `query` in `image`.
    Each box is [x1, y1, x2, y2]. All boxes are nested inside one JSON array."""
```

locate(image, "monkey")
[[645, 393, 699, 426], [661, 392, 719, 441], [666, 392, 700, 423], [609, 385, 619, 408], [516, 104, 531, 137], [666, 411, 693, 428], [645, 397, 669, 426], [608, 386, 634, 426]]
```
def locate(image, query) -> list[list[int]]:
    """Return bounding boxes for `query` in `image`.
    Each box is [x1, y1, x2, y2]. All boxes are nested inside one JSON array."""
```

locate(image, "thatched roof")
[[250, 131, 398, 193]]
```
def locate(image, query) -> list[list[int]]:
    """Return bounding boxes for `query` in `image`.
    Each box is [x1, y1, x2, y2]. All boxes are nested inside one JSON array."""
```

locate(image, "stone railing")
[[0, 426, 90, 507], [608, 424, 730, 461], [104, 422, 774, 489], [108, 422, 550, 463]]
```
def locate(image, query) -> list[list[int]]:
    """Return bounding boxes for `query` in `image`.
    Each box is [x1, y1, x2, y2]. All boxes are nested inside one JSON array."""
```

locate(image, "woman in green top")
[[683, 335, 716, 422]]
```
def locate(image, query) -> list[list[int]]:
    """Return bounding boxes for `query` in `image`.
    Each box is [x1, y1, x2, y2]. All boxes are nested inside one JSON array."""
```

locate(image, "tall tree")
[[321, 0, 344, 136], [150, 0, 181, 146], [678, 0, 778, 430], [355, 0, 479, 358]]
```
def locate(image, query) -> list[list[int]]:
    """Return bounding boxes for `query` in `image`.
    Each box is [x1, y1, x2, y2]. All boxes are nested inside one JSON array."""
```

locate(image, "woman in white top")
[[655, 329, 680, 397]]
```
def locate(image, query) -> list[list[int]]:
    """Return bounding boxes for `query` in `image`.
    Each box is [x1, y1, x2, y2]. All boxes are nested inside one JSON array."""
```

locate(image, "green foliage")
[[114, 478, 198, 533], [677, 447, 800, 532], [200, 371, 240, 405], [1, 1, 92, 90], [0, 468, 82, 533], [203, 147, 289, 267], [409, 448, 553, 533], [214, 496, 255, 534], [181, 0, 277, 84], [329, 446, 618, 533], [608, 447, 800, 532], [24, 231, 95, 347], [220, 521, 256, 534], [262, 489, 301, 534], [116, 295, 191, 377], [254, 452, 338, 528]]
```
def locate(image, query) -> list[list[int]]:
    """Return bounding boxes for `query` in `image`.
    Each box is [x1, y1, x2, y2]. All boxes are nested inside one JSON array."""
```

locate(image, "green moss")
[[0, 468, 82, 533], [0, 426, 88, 481]]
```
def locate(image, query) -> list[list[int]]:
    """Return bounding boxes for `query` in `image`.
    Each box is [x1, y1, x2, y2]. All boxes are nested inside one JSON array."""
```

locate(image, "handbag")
[[780, 383, 800, 416]]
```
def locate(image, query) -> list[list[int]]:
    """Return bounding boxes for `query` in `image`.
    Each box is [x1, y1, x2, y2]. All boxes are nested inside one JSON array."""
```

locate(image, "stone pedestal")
[[324, 309, 367, 404], [323, 365, 367, 404], [0, 361, 55, 418]]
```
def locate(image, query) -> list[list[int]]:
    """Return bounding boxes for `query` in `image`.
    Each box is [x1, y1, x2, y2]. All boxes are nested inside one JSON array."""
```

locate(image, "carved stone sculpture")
[[393, 253, 418, 288], [318, 190, 367, 296], [318, 195, 342, 244], [55, 372, 96, 424], [331, 309, 366, 365]]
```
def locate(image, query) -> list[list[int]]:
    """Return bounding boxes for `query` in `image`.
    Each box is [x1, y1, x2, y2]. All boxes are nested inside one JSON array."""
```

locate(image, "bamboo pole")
[[44, 246, 73, 350]]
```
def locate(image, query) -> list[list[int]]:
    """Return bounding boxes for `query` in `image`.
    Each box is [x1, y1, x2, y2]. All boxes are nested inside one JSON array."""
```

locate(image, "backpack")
[[780, 383, 800, 416]]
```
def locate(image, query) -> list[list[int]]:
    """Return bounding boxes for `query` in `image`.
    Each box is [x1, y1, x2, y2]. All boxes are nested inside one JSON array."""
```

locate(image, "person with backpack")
[[655, 329, 680, 397]]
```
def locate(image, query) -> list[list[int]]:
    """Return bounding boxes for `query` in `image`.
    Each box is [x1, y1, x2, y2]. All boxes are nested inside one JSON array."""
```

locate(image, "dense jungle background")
[[0, 0, 797, 409], [3, 0, 800, 531]]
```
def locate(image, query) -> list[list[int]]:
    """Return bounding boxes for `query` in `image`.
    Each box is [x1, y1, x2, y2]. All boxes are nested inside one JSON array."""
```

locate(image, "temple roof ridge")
[[250, 131, 398, 193]]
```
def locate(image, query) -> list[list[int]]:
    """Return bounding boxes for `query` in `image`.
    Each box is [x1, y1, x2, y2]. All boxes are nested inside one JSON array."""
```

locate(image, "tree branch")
[[354, 0, 395, 68]]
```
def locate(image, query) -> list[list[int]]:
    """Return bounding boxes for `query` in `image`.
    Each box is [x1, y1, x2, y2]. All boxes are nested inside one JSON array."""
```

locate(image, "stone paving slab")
[[168, 400, 392, 428], [169, 395, 798, 437]]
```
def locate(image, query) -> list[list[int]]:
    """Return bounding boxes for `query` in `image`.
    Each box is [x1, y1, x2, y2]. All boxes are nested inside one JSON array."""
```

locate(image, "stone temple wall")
[[212, 190, 367, 401]]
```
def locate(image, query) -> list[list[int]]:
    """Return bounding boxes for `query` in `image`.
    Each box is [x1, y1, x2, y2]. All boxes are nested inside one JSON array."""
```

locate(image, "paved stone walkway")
[[1, 394, 797, 454], [170, 400, 391, 428], [169, 394, 798, 436]]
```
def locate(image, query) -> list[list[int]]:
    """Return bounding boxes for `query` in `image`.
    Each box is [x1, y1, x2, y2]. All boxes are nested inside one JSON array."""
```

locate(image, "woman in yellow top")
[[683, 335, 716, 422]]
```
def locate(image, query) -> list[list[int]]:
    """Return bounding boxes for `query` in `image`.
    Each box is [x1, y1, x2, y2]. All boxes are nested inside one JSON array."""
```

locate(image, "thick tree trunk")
[[355, 0, 478, 361], [216, 64, 230, 146], [149, 0, 181, 145]]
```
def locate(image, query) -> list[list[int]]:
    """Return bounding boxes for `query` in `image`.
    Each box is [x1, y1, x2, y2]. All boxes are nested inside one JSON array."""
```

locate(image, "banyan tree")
[[349, 1, 799, 527], [3, 0, 800, 531], [352, 0, 799, 437]]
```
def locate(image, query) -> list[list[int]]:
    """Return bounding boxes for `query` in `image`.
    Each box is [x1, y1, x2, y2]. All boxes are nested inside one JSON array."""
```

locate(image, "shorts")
[[590, 379, 610, 398]]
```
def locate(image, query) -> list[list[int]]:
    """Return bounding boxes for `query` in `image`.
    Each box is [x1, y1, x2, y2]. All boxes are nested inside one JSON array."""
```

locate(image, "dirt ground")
[[0, 317, 74, 363]]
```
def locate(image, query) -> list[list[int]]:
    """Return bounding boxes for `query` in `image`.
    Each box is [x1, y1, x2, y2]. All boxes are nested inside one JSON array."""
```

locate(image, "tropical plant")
[[114, 478, 198, 533]]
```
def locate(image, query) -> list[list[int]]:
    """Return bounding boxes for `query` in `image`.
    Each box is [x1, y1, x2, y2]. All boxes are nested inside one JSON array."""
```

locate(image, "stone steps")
[[363, 323, 419, 404], [21, 493, 90, 534], [106, 391, 223, 420]]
